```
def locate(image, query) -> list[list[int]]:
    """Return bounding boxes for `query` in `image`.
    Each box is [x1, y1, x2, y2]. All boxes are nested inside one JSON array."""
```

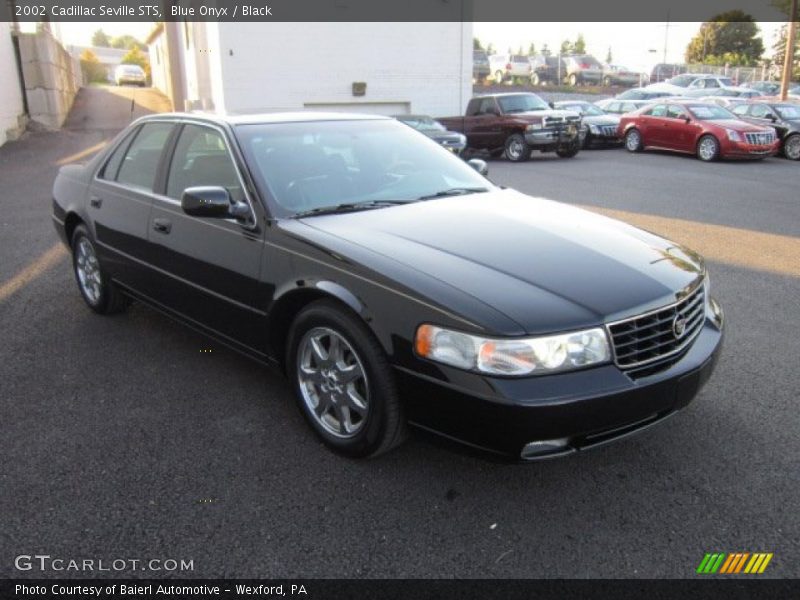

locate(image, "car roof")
[[133, 111, 389, 127]]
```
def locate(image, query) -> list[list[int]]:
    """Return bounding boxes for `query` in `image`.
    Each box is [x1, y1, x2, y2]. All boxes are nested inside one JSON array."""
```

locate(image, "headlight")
[[526, 123, 543, 131], [726, 129, 741, 141], [415, 324, 610, 376]]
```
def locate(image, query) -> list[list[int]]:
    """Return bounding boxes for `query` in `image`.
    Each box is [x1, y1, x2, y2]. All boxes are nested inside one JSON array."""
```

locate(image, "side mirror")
[[683, 115, 692, 123], [181, 186, 250, 220], [768, 114, 778, 122], [548, 101, 556, 109], [467, 158, 489, 177]]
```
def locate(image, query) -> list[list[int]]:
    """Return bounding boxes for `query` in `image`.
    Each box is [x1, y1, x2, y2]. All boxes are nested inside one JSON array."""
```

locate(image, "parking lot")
[[1, 87, 798, 579]]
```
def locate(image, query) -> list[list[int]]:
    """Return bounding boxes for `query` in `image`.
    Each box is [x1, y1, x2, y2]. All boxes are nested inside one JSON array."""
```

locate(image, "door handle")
[[89, 196, 102, 208], [153, 218, 172, 234]]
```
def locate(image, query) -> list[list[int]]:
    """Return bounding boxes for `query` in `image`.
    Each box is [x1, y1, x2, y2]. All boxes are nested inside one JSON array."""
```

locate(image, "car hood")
[[582, 115, 621, 126], [292, 189, 705, 335], [710, 119, 774, 132], [515, 109, 580, 121]]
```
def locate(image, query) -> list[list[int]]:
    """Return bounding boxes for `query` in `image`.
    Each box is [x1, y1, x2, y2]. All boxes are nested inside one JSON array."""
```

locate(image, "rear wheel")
[[504, 133, 531, 162], [287, 300, 406, 458], [71, 224, 129, 314], [696, 134, 720, 162], [783, 133, 800, 160], [624, 128, 643, 152]]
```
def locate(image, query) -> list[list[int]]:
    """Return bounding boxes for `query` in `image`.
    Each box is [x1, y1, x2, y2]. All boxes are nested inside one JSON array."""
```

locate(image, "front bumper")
[[396, 312, 723, 460], [525, 124, 580, 147], [723, 140, 780, 159]]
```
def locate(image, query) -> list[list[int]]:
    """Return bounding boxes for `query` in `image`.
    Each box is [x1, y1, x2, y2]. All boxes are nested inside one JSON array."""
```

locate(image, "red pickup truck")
[[438, 93, 583, 162]]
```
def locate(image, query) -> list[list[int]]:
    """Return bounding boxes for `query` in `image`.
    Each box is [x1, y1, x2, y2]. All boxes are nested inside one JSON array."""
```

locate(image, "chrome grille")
[[607, 283, 706, 369], [600, 125, 618, 137], [744, 131, 775, 145]]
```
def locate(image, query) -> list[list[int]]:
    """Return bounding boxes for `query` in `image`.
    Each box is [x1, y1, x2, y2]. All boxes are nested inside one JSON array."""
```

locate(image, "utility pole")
[[780, 0, 798, 100], [663, 10, 671, 65]]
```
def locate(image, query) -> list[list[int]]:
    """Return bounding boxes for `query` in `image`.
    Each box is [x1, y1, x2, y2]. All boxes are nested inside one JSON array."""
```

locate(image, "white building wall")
[[211, 22, 472, 118], [0, 22, 25, 147]]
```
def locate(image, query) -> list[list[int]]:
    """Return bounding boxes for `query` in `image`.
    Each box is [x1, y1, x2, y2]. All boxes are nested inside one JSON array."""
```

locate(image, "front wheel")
[[696, 134, 720, 162], [624, 128, 643, 152], [287, 300, 406, 458], [504, 133, 531, 162], [783, 133, 800, 160], [556, 139, 581, 158]]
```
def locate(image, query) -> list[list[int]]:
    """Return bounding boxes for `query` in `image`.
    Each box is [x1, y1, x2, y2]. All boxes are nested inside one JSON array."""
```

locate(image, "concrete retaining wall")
[[0, 22, 26, 146], [18, 29, 82, 130]]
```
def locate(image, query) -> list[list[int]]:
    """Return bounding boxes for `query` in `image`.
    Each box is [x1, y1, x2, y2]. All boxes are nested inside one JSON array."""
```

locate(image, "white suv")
[[489, 54, 532, 84]]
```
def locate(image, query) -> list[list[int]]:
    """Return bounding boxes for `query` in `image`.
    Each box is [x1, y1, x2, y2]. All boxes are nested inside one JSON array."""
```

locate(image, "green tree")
[[573, 34, 586, 54], [541, 43, 551, 57], [560, 40, 572, 55], [91, 29, 111, 47], [473, 37, 484, 50], [486, 42, 496, 55], [606, 47, 613, 63], [528, 42, 536, 55], [120, 46, 150, 81], [80, 49, 107, 83], [684, 11, 764, 66]]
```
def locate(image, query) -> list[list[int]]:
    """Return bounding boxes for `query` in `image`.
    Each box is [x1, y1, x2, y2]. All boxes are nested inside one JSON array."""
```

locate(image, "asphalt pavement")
[[0, 87, 798, 579]]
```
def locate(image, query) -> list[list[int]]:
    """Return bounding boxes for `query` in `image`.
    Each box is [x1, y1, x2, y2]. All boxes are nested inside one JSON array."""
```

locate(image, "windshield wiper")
[[416, 187, 489, 201], [292, 199, 408, 218]]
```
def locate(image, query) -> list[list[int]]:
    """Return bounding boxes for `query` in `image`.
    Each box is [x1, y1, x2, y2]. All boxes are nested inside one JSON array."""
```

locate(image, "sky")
[[49, 21, 785, 71], [474, 22, 784, 72]]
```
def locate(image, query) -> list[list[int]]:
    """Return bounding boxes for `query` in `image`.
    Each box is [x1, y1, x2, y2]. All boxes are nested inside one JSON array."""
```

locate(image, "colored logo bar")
[[696, 552, 773, 574]]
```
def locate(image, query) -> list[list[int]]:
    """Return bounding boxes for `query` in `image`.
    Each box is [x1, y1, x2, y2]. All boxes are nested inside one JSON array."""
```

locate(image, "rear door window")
[[115, 122, 174, 192]]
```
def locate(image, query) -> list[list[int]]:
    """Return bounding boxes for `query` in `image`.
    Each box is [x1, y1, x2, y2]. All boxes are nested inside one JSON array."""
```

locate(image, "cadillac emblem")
[[672, 315, 688, 339]]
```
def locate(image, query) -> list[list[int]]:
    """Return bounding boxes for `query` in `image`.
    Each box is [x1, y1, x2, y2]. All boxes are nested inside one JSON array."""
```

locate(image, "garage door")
[[303, 102, 410, 116]]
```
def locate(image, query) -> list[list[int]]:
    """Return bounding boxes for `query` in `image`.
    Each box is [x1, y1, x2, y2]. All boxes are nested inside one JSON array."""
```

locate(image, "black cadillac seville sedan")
[[52, 112, 724, 460]]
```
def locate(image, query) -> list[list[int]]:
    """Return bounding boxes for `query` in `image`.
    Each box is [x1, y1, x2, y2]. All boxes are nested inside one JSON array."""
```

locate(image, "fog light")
[[520, 438, 572, 459]]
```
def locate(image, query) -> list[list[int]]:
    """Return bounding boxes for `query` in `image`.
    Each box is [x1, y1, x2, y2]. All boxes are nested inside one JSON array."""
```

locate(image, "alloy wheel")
[[698, 137, 718, 161], [75, 237, 102, 305], [507, 138, 524, 160], [296, 327, 370, 438], [785, 135, 800, 160], [625, 130, 641, 151]]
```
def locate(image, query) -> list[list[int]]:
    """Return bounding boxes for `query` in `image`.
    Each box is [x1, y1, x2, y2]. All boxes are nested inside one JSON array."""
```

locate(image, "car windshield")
[[397, 116, 446, 132], [687, 104, 736, 120], [775, 105, 800, 120], [498, 94, 549, 113], [235, 119, 491, 218], [562, 103, 604, 116]]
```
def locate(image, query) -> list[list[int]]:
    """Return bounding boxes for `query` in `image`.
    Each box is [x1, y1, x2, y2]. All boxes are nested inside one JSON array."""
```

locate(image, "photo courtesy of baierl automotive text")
[[0, 0, 798, 598]]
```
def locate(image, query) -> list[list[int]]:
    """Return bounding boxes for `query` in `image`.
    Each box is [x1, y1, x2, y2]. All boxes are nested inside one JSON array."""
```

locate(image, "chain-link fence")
[[652, 63, 778, 85]]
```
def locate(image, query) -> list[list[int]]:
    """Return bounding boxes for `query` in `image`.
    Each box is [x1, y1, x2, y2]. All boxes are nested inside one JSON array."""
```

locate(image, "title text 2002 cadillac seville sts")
[[52, 112, 724, 460]]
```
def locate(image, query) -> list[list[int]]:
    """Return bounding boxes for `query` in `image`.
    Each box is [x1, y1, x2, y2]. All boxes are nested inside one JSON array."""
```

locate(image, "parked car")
[[594, 99, 654, 115], [650, 63, 688, 83], [602, 65, 646, 87], [743, 81, 781, 95], [489, 54, 532, 84], [731, 101, 800, 160], [114, 64, 146, 87], [612, 88, 675, 101], [619, 100, 780, 161], [554, 100, 621, 147], [562, 54, 604, 86], [697, 96, 750, 109], [647, 74, 734, 95], [473, 50, 490, 83], [528, 55, 565, 85], [682, 86, 762, 99], [394, 114, 467, 154], [438, 93, 582, 161], [51, 111, 724, 460]]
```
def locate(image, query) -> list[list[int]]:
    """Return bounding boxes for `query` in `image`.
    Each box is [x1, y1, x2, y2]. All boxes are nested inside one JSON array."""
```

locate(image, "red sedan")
[[618, 101, 780, 161]]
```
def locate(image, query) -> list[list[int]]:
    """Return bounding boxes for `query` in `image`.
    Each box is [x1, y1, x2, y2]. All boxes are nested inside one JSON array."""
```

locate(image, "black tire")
[[696, 134, 720, 162], [287, 300, 406, 458], [624, 128, 643, 152], [783, 133, 800, 160], [556, 139, 581, 158], [504, 133, 531, 162], [71, 224, 129, 314]]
